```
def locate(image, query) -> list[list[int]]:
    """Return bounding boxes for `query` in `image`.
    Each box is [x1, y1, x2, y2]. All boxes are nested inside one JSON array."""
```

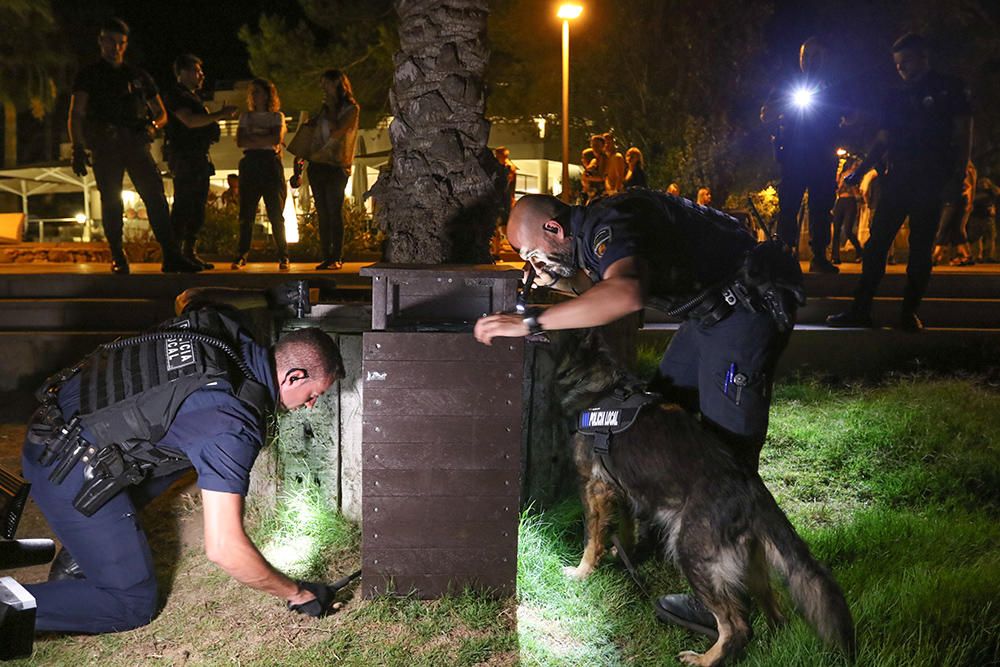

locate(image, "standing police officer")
[[68, 18, 201, 274], [473, 191, 803, 639], [21, 312, 346, 633], [761, 37, 855, 273], [827, 33, 973, 331], [163, 54, 237, 270]]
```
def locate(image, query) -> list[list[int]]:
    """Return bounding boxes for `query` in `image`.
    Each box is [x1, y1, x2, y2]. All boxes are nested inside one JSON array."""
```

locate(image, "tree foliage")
[[239, 0, 396, 124], [0, 0, 65, 117]]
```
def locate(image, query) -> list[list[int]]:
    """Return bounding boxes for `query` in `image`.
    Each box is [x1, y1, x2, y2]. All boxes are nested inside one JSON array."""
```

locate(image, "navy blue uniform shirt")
[[570, 191, 755, 305], [72, 60, 158, 132], [880, 70, 972, 173], [56, 337, 277, 496]]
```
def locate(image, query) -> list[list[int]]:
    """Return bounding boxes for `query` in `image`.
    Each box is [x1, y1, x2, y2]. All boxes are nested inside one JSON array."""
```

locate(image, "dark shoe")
[[949, 257, 975, 267], [826, 309, 874, 328], [654, 594, 719, 641], [315, 259, 343, 270], [110, 255, 130, 275], [48, 547, 86, 581], [896, 311, 924, 332], [182, 241, 215, 270], [162, 254, 203, 273], [832, 258, 842, 265], [278, 257, 290, 271], [809, 258, 840, 274], [231, 255, 247, 270]]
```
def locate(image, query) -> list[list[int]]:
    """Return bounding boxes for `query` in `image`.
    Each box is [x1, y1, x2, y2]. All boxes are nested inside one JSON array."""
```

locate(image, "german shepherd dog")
[[555, 329, 855, 666]]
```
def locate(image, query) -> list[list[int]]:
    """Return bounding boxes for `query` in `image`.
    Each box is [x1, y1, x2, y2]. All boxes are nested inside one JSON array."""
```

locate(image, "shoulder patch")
[[593, 227, 612, 258]]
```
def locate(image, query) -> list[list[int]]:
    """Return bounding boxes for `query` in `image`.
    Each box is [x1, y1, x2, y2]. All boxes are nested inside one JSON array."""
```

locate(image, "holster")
[[72, 444, 148, 517]]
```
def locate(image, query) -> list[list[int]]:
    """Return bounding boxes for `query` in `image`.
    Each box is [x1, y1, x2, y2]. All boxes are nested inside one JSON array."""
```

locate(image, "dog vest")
[[578, 387, 662, 456]]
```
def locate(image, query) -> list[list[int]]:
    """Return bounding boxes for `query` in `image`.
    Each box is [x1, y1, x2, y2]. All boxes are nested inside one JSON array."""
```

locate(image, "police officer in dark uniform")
[[21, 313, 345, 633], [68, 18, 201, 274], [163, 54, 238, 269], [474, 190, 803, 639], [761, 37, 855, 273], [827, 33, 973, 331]]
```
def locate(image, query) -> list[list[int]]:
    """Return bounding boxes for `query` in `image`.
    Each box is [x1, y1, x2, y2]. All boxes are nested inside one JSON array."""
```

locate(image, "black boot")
[[109, 245, 130, 275], [826, 307, 874, 328], [654, 594, 719, 641], [182, 239, 214, 270], [162, 252, 203, 273], [48, 547, 86, 581]]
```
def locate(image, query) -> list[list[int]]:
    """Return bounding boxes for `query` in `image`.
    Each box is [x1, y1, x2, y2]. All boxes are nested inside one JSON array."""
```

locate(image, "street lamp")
[[558, 3, 582, 203]]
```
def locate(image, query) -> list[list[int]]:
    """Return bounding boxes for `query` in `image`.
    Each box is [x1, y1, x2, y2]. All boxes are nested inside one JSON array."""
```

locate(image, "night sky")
[[55, 0, 302, 88]]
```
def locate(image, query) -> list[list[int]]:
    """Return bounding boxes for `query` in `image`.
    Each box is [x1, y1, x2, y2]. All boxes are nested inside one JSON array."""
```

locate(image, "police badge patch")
[[593, 227, 612, 258]]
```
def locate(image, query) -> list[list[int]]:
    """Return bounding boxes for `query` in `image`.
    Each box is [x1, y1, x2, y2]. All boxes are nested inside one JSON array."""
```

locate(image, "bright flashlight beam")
[[792, 87, 816, 111]]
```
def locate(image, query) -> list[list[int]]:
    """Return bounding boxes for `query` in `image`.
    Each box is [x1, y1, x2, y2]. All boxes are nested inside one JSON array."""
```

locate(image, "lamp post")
[[557, 3, 582, 203]]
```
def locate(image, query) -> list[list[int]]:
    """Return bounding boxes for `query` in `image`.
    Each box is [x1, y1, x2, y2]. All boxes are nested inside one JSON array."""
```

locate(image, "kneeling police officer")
[[21, 309, 345, 633], [474, 190, 803, 639]]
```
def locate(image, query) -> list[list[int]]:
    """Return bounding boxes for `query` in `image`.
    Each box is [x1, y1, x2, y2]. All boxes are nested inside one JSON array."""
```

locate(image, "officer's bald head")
[[507, 194, 570, 252]]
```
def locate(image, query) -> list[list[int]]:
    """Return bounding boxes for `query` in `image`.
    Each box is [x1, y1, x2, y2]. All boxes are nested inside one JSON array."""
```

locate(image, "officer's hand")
[[842, 170, 863, 187], [72, 146, 91, 177], [474, 313, 529, 345], [220, 104, 238, 119], [290, 173, 301, 189], [287, 580, 338, 618]]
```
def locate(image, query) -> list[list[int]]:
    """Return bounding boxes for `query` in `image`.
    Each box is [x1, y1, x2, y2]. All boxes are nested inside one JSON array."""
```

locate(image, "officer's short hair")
[[275, 328, 345, 382], [892, 33, 928, 56], [174, 54, 203, 78], [101, 17, 129, 37]]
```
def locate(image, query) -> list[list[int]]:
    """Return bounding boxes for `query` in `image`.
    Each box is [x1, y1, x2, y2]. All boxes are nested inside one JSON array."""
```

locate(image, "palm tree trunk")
[[369, 0, 504, 264]]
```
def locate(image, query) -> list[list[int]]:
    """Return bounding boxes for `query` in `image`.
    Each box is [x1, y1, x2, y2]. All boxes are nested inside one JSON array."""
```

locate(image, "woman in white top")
[[233, 78, 288, 270], [290, 69, 360, 270]]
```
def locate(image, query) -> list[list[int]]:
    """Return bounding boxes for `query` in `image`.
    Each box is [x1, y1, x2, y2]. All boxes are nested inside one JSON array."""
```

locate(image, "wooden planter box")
[[359, 265, 523, 598]]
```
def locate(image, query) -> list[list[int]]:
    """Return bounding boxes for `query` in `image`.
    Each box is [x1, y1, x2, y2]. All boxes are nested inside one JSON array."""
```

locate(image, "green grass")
[[11, 375, 1000, 666]]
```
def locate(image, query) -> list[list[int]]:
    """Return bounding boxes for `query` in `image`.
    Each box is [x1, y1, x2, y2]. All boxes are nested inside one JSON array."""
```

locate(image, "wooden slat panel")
[[365, 442, 519, 471], [364, 387, 520, 417], [362, 515, 514, 549], [364, 546, 516, 576], [363, 332, 522, 362], [361, 360, 519, 389], [363, 572, 515, 599], [362, 415, 519, 444], [364, 469, 518, 497], [364, 496, 517, 523]]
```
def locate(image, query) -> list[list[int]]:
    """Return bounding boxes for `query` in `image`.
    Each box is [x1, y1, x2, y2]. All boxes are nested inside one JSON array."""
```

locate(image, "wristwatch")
[[522, 312, 544, 334]]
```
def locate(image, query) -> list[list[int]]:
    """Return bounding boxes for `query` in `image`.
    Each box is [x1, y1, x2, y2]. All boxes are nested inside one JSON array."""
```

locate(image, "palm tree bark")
[[369, 0, 503, 264]]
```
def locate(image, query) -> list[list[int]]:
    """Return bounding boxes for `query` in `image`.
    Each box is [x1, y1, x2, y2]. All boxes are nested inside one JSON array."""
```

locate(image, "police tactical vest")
[[76, 309, 273, 453]]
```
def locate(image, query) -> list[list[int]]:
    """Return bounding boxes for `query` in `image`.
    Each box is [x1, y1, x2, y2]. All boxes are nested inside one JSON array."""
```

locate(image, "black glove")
[[265, 280, 311, 316], [288, 580, 336, 617], [72, 146, 91, 177], [842, 169, 864, 187], [289, 173, 301, 189]]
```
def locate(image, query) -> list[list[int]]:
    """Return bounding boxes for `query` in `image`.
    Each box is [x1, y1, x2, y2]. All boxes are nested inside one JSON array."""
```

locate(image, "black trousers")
[[237, 151, 287, 257], [831, 196, 862, 260], [91, 129, 177, 256], [854, 174, 945, 313], [308, 162, 350, 262], [169, 153, 213, 245], [777, 155, 838, 258]]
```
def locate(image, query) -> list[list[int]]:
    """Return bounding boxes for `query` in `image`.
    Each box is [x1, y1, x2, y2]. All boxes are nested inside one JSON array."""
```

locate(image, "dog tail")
[[755, 486, 857, 659]]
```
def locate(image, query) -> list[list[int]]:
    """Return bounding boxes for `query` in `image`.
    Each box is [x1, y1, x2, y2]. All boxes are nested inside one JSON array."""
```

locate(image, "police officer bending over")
[[21, 310, 344, 633], [164, 54, 238, 270], [68, 18, 201, 274], [474, 190, 804, 639]]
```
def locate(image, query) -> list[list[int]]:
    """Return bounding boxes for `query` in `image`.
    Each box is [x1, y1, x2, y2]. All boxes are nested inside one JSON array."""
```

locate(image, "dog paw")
[[562, 564, 593, 580], [677, 650, 707, 666]]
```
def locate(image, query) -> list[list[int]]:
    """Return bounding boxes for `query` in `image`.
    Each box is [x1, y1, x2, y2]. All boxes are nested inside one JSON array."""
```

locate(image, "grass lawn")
[[7, 375, 999, 666]]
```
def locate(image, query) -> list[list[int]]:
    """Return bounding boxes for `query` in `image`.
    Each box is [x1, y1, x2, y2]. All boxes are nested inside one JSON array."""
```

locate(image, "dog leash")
[[611, 533, 651, 600]]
